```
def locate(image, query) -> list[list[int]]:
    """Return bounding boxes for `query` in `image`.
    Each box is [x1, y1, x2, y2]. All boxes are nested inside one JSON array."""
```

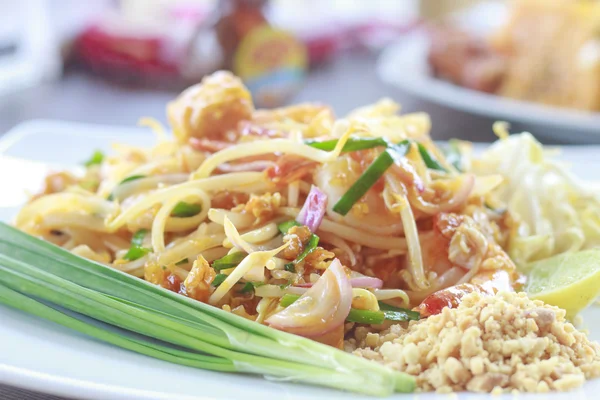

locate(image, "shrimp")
[[167, 71, 254, 143], [415, 212, 520, 317], [265, 154, 318, 185]]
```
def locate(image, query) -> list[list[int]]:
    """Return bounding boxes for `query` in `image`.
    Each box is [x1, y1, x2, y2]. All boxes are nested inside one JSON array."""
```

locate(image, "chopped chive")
[[120, 174, 146, 184], [445, 140, 463, 172], [278, 221, 319, 269], [277, 220, 301, 235], [240, 282, 254, 293], [83, 150, 104, 167], [283, 234, 319, 272], [131, 229, 148, 247], [123, 247, 151, 261], [284, 263, 296, 273], [175, 258, 188, 266], [333, 150, 396, 216], [123, 229, 151, 261], [347, 309, 385, 325], [305, 137, 389, 152], [388, 139, 412, 157], [382, 310, 417, 322], [378, 302, 420, 321], [211, 274, 227, 287], [280, 295, 410, 324], [417, 143, 447, 172], [279, 293, 299, 307], [213, 252, 246, 271], [171, 202, 202, 218], [107, 174, 146, 201], [279, 281, 292, 290], [295, 234, 319, 264]]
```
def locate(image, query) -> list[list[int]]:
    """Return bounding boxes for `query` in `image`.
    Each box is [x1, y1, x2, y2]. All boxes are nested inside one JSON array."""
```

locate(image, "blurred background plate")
[[377, 2, 600, 143]]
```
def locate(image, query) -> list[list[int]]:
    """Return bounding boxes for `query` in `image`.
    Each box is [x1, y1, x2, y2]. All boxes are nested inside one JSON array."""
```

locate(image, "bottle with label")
[[215, 0, 307, 107]]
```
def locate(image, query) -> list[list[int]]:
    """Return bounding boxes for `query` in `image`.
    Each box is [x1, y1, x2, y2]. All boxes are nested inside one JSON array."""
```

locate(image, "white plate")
[[1, 120, 600, 400], [377, 2, 600, 142]]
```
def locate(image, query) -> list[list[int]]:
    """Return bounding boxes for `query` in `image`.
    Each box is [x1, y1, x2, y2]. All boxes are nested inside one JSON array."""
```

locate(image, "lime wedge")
[[525, 249, 600, 318]]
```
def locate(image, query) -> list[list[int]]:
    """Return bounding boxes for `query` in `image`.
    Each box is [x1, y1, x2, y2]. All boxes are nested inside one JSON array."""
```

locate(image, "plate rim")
[[376, 29, 600, 136], [1, 120, 600, 400], [0, 363, 218, 400]]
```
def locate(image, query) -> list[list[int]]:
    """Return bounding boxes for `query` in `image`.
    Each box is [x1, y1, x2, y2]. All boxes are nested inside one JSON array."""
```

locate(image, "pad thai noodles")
[[15, 71, 600, 348]]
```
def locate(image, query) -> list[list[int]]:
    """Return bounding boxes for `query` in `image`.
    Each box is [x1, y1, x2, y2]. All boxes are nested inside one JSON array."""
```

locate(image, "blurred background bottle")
[[215, 0, 307, 107]]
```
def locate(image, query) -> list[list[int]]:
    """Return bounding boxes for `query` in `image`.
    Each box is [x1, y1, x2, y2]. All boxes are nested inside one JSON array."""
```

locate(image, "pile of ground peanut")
[[347, 292, 600, 393]]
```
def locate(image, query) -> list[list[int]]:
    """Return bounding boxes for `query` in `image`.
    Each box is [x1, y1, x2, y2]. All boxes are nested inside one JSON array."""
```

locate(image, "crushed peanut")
[[233, 192, 284, 223], [281, 225, 312, 259], [349, 292, 600, 393]]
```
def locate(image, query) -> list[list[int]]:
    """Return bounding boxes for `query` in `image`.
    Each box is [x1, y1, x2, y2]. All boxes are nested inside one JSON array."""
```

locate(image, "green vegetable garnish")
[[390, 139, 412, 155], [347, 309, 385, 324], [213, 252, 246, 271], [0, 222, 415, 395], [333, 150, 396, 216], [378, 302, 421, 321], [278, 220, 319, 270], [119, 174, 146, 184], [123, 229, 151, 261], [83, 150, 104, 167], [445, 140, 463, 172], [296, 234, 319, 264], [171, 202, 202, 218], [277, 220, 301, 235], [305, 137, 389, 152], [240, 282, 254, 293], [175, 258, 188, 266], [284, 233, 319, 272], [107, 174, 146, 201], [130, 229, 147, 247], [123, 247, 150, 261], [280, 294, 419, 324], [279, 293, 299, 307], [240, 281, 265, 293], [284, 263, 296, 273], [417, 143, 447, 172], [279, 281, 292, 290], [211, 273, 228, 287]]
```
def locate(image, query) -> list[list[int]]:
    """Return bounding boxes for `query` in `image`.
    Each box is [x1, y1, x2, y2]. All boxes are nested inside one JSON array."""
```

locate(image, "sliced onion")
[[438, 174, 476, 212], [349, 276, 383, 289], [266, 259, 351, 337], [296, 185, 328, 232], [408, 173, 476, 215]]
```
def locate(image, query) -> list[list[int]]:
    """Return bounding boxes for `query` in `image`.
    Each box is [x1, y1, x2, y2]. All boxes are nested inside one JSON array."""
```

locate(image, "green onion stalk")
[[0, 223, 414, 396]]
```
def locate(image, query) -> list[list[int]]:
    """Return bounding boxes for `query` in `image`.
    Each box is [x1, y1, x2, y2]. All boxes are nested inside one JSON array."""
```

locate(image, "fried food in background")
[[428, 0, 600, 111], [428, 24, 506, 93]]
